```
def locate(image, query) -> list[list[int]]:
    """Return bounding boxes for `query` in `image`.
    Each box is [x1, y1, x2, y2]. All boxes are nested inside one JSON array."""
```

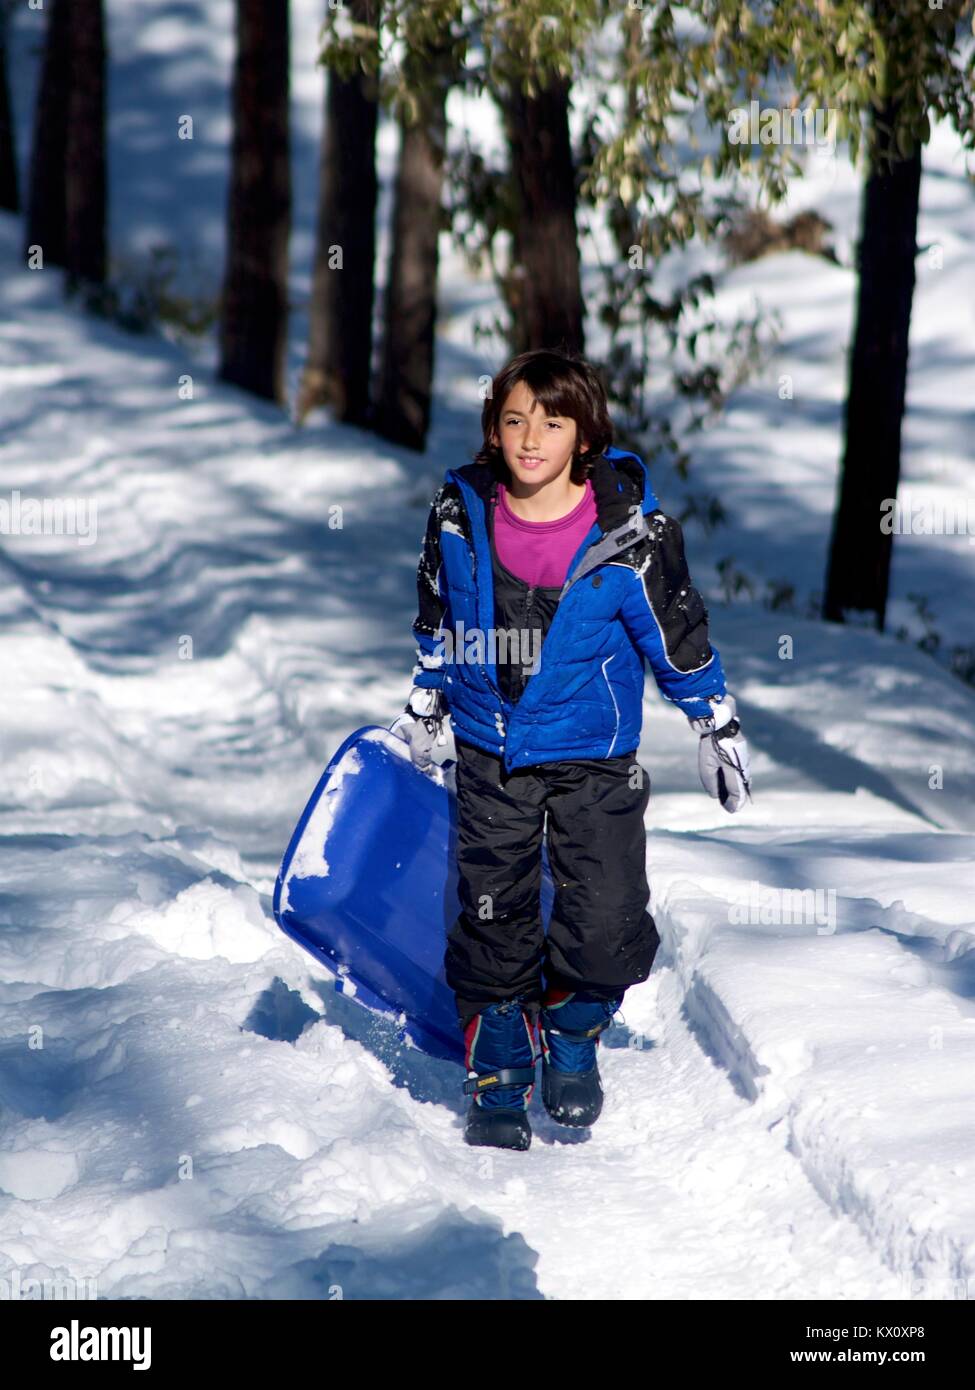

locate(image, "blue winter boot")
[[462, 997, 539, 1151], [539, 987, 623, 1128]]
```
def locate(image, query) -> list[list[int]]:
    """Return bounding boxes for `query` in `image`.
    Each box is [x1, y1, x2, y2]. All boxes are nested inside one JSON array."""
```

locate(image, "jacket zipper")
[[521, 584, 536, 699]]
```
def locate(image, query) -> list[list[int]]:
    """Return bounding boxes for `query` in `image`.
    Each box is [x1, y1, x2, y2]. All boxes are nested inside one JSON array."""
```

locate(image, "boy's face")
[[490, 380, 588, 490]]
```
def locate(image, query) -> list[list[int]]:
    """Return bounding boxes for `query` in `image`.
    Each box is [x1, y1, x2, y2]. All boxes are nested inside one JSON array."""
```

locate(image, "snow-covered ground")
[[1, 2, 973, 1300]]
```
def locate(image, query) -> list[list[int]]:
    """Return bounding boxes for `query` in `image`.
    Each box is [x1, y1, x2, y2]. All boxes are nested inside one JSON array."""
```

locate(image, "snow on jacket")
[[409, 445, 727, 773]]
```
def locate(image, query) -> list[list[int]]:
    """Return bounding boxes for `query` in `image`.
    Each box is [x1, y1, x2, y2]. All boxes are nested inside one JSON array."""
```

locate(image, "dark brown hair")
[[474, 349, 614, 486]]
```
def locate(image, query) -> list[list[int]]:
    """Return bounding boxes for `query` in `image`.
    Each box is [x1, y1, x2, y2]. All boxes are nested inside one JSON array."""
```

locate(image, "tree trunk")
[[501, 74, 584, 356], [25, 0, 71, 266], [372, 47, 452, 451], [0, 5, 19, 212], [64, 0, 107, 288], [218, 0, 291, 403], [296, 0, 380, 426], [823, 100, 922, 629]]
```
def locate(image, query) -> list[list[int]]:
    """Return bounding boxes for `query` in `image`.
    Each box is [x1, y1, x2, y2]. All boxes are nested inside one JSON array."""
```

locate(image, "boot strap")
[[541, 1016, 614, 1042], [463, 1066, 537, 1096]]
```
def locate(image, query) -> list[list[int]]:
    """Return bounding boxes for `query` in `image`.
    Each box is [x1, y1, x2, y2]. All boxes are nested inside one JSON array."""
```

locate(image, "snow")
[[280, 749, 355, 909], [0, 1, 973, 1301]]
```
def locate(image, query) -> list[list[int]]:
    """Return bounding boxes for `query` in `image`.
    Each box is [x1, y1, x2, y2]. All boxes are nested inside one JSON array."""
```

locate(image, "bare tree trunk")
[[218, 0, 291, 403], [0, 3, 19, 212], [25, 0, 71, 266], [64, 0, 107, 288], [501, 73, 584, 356], [823, 98, 922, 629], [372, 44, 452, 451], [296, 0, 380, 425]]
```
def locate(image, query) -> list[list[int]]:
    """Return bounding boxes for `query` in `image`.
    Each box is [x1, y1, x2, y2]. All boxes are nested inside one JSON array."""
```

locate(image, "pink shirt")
[[491, 478, 597, 587]]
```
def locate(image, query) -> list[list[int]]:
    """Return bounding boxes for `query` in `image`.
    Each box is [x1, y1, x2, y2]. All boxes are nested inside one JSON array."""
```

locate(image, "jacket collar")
[[450, 445, 657, 533]]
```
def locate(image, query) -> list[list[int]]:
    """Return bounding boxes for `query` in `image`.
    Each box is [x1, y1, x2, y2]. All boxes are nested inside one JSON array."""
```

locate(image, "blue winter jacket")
[[410, 446, 727, 773]]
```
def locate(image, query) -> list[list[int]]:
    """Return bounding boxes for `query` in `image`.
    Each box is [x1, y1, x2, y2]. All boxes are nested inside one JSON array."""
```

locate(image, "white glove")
[[389, 686, 448, 771], [689, 694, 752, 814]]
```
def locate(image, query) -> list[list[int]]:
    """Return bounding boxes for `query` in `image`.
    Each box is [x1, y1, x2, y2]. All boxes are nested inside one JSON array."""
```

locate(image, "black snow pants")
[[444, 736, 660, 1030]]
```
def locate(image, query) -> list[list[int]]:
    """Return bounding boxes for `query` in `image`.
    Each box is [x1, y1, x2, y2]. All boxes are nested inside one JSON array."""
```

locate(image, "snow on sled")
[[273, 725, 555, 1064]]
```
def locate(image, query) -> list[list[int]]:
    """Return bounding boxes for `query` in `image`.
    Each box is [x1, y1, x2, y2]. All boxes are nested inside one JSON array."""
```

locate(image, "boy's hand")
[[389, 687, 449, 771], [689, 695, 752, 813]]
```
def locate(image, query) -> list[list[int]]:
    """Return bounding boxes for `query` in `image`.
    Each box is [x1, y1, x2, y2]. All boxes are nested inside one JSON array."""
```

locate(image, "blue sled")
[[273, 726, 554, 1064]]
